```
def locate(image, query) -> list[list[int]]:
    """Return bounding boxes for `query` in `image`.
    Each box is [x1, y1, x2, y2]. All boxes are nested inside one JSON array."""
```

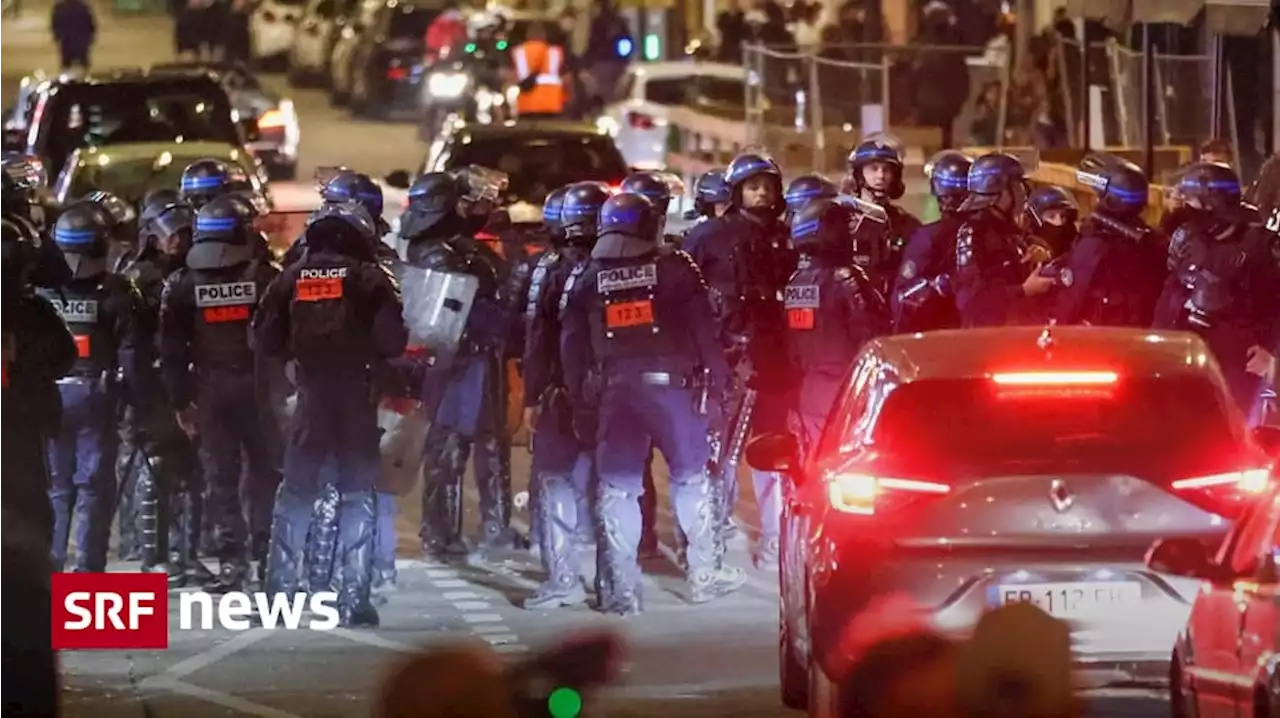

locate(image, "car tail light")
[[1171, 467, 1273, 516], [626, 111, 655, 130], [258, 108, 288, 129], [387, 66, 409, 80], [262, 9, 277, 22], [826, 472, 950, 516], [990, 371, 1119, 386]]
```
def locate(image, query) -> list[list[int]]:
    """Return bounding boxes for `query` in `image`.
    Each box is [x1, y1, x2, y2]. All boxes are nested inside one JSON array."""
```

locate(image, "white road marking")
[[151, 679, 308, 718], [426, 569, 460, 579], [482, 633, 521, 645], [470, 624, 513, 634], [461, 613, 505, 623], [141, 629, 273, 686], [431, 579, 469, 588], [452, 601, 492, 611], [327, 627, 416, 653], [442, 591, 482, 600]]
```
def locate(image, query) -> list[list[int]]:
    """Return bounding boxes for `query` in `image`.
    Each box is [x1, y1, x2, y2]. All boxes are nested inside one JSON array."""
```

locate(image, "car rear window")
[[643, 78, 687, 106], [445, 134, 627, 205], [860, 375, 1242, 480], [60, 157, 257, 205]]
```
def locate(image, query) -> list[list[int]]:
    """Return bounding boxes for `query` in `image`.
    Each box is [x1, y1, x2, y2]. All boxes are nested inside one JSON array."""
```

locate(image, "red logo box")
[[51, 573, 169, 650]]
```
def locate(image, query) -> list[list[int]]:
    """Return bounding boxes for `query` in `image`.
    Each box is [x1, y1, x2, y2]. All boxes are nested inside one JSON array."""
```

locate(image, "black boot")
[[169, 490, 216, 587], [208, 556, 251, 593], [116, 445, 140, 561], [523, 473, 586, 610], [336, 491, 379, 628], [265, 482, 311, 596], [304, 483, 340, 593], [420, 430, 467, 559], [596, 485, 643, 616], [477, 434, 521, 552], [134, 455, 169, 572]]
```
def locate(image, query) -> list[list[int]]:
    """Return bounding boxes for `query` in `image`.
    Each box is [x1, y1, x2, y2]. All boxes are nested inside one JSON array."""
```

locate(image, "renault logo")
[[1049, 479, 1074, 513]]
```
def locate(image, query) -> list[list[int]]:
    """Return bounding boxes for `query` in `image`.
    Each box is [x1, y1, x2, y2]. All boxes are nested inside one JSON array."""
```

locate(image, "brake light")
[[258, 108, 287, 129], [826, 473, 950, 515], [626, 111, 655, 130], [1171, 468, 1273, 517], [990, 371, 1119, 386], [387, 66, 409, 80]]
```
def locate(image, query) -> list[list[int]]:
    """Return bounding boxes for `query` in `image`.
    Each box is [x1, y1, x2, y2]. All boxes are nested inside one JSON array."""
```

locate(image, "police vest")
[[785, 265, 876, 372], [1176, 229, 1262, 329], [513, 41, 565, 115], [190, 264, 261, 371], [524, 249, 562, 329], [1079, 232, 1159, 327], [289, 261, 357, 364], [586, 256, 680, 361], [42, 285, 112, 377]]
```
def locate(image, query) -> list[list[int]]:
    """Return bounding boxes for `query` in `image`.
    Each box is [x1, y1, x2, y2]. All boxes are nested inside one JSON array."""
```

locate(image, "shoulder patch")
[[596, 263, 657, 293]]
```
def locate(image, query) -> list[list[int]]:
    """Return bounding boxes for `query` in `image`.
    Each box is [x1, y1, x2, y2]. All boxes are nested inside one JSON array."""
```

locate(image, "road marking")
[[461, 613, 505, 623], [442, 591, 482, 600], [471, 624, 512, 634], [141, 629, 273, 686], [327, 627, 416, 653], [494, 644, 531, 654], [152, 679, 307, 718], [453, 601, 492, 611], [432, 579, 469, 588], [426, 569, 459, 579], [482, 633, 520, 645]]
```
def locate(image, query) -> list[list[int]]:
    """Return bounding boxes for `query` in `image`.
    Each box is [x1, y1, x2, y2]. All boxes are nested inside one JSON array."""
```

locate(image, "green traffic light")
[[547, 687, 582, 718], [464, 42, 477, 53], [496, 40, 508, 50]]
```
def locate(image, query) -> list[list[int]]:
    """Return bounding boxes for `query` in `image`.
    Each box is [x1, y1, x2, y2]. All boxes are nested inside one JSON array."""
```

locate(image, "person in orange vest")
[[511, 22, 567, 118]]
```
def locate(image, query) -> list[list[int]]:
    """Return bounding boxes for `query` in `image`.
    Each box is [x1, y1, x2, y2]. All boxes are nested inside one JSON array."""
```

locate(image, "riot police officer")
[[77, 190, 138, 273], [42, 205, 148, 572], [180, 159, 238, 210], [842, 136, 921, 289], [688, 168, 731, 223], [952, 153, 1056, 327], [1154, 162, 1280, 420], [1052, 155, 1166, 327], [2, 154, 71, 288], [892, 149, 970, 334], [255, 203, 408, 627], [620, 171, 684, 245], [3, 216, 79, 550], [783, 173, 839, 217], [522, 181, 612, 609], [560, 192, 744, 614], [402, 168, 518, 559], [1025, 185, 1079, 258], [160, 194, 283, 590], [284, 171, 397, 268]]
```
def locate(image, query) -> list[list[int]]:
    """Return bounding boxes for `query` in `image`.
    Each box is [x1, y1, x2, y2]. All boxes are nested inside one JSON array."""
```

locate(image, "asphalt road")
[[4, 7, 1169, 717]]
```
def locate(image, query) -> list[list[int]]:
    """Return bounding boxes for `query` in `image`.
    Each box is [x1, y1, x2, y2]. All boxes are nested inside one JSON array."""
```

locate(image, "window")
[[813, 355, 880, 467], [60, 156, 256, 206], [693, 76, 745, 108], [445, 134, 627, 205], [642, 78, 687, 106], [857, 374, 1239, 478]]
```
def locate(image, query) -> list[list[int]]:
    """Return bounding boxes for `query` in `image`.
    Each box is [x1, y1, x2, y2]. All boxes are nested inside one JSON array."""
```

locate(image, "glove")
[[572, 409, 598, 448]]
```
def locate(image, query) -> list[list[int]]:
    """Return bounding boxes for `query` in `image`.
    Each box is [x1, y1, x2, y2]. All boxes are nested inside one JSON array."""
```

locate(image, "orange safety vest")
[[512, 40, 566, 115]]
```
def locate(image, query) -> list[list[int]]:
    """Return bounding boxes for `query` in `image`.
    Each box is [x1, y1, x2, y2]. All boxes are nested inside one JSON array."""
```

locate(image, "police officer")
[[1052, 156, 1165, 327], [255, 203, 408, 626], [3, 216, 79, 550], [42, 205, 148, 572], [892, 150, 970, 334], [160, 194, 283, 590], [1025, 185, 1079, 258], [783, 174, 839, 218], [842, 136, 922, 290], [687, 168, 731, 224], [620, 171, 684, 245], [77, 190, 138, 273], [2, 154, 71, 288], [402, 168, 518, 558], [952, 153, 1056, 327], [179, 159, 237, 210], [284, 171, 397, 268], [522, 181, 612, 609], [1154, 162, 1280, 421], [560, 192, 745, 614], [786, 198, 887, 450]]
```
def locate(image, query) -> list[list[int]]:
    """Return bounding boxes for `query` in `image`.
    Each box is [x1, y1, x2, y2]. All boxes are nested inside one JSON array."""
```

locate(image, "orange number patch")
[[74, 335, 91, 358], [296, 277, 344, 302], [787, 308, 815, 330], [605, 300, 654, 329], [203, 305, 251, 323]]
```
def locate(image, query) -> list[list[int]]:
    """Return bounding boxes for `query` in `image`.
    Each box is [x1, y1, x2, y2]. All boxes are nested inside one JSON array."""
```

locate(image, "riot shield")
[[401, 265, 480, 363]]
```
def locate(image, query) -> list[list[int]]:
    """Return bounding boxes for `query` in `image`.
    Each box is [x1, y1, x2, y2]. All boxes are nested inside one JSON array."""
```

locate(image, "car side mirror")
[[1145, 537, 1221, 581], [745, 433, 800, 475], [1252, 426, 1280, 458], [384, 169, 411, 189]]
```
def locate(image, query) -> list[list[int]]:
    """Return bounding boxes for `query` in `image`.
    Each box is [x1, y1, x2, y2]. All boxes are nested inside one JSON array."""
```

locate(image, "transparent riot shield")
[[401, 265, 480, 364]]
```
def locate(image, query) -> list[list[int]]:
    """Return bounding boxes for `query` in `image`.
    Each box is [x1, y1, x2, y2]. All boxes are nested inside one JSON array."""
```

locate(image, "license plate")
[[994, 581, 1141, 618]]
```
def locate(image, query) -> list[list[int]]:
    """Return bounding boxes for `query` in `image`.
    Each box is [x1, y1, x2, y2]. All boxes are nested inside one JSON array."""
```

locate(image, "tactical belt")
[[607, 371, 693, 388]]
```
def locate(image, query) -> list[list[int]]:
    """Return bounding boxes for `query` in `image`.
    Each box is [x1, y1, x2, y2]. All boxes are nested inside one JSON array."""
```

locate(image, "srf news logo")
[[52, 573, 340, 650]]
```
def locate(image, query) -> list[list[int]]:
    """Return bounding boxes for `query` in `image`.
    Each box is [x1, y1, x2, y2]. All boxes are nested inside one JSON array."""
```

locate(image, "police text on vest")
[[597, 264, 657, 293], [195, 282, 258, 308]]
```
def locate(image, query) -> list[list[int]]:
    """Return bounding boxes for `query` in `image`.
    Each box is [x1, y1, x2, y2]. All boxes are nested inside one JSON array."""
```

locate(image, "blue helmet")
[[620, 171, 678, 214], [1076, 154, 1148, 218], [54, 202, 111, 279], [960, 153, 1026, 213], [1175, 161, 1242, 214], [598, 192, 658, 240], [180, 159, 233, 208], [140, 200, 195, 247], [847, 136, 905, 200], [693, 168, 731, 207], [725, 152, 783, 213], [188, 194, 257, 270], [784, 174, 839, 214], [560, 181, 611, 244], [542, 185, 569, 235], [323, 172, 384, 220], [308, 201, 377, 240], [789, 197, 853, 255], [924, 150, 972, 208], [1026, 185, 1078, 227], [401, 172, 461, 238]]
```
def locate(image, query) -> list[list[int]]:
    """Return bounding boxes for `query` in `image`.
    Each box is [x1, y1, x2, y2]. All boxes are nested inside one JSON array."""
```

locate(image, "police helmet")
[[180, 159, 234, 208], [693, 168, 731, 209], [1076, 154, 1148, 218], [82, 190, 138, 229], [542, 185, 569, 237], [141, 188, 181, 214], [323, 172, 385, 221], [401, 172, 460, 238], [560, 181, 611, 244], [924, 150, 972, 210], [304, 202, 378, 257], [784, 174, 839, 214], [725, 152, 783, 214], [1175, 161, 1243, 214], [598, 192, 658, 241], [959, 153, 1026, 213], [1026, 185, 1078, 228], [847, 136, 905, 200], [2, 214, 42, 289], [188, 194, 257, 270], [54, 203, 112, 279], [789, 198, 853, 256], [621, 171, 676, 215], [140, 199, 195, 246]]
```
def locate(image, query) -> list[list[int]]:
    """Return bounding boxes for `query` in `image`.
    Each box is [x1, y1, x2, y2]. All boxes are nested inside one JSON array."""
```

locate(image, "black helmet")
[[401, 171, 460, 238], [1026, 185, 1078, 228], [140, 200, 195, 247], [959, 153, 1026, 213], [54, 203, 112, 279], [304, 202, 378, 258], [1175, 161, 1243, 214], [1077, 154, 1148, 218], [847, 135, 905, 201], [542, 185, 569, 238], [621, 171, 679, 215], [784, 174, 839, 214], [141, 188, 181, 213], [180, 159, 234, 208], [323, 171, 385, 221], [2, 214, 42, 290], [924, 150, 972, 212], [188, 194, 257, 270], [789, 197, 853, 256], [560, 181, 611, 244], [598, 192, 658, 240], [81, 190, 137, 229], [693, 168, 731, 208], [725, 152, 783, 214]]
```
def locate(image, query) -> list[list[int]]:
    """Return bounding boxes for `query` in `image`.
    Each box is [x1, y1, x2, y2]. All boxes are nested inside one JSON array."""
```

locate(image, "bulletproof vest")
[[1078, 222, 1159, 327], [189, 263, 261, 372], [1175, 229, 1258, 329], [786, 264, 875, 372], [289, 256, 360, 366], [524, 249, 562, 330], [586, 253, 682, 362], [40, 283, 113, 377], [955, 215, 1024, 285]]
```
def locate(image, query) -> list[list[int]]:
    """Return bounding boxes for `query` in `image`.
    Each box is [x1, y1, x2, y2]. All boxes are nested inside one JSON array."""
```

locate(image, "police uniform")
[[892, 150, 971, 334], [255, 206, 408, 627], [160, 196, 282, 590], [843, 138, 922, 293], [560, 191, 745, 615], [42, 206, 149, 572]]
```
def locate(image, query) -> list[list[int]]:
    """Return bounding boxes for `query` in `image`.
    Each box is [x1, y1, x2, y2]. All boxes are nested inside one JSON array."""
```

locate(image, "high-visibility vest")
[[512, 41, 566, 115]]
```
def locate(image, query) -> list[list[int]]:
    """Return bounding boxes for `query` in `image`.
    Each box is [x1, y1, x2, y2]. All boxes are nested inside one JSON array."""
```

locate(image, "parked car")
[[286, 0, 359, 87], [332, 0, 441, 119], [250, 0, 306, 67]]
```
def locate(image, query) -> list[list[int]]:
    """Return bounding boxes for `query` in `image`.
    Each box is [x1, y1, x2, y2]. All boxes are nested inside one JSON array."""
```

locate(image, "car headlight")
[[427, 72, 468, 99]]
